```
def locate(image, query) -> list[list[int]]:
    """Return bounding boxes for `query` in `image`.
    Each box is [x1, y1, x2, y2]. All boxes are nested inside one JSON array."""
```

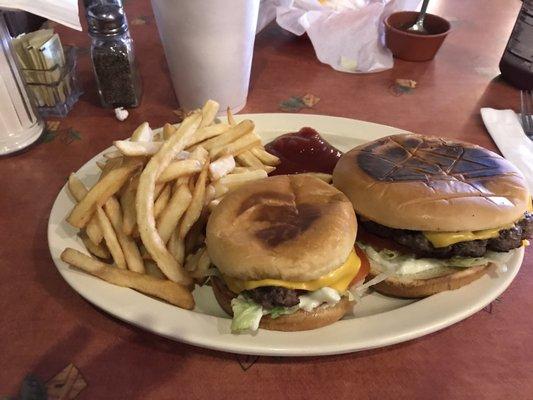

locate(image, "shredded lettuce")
[[230, 297, 299, 332], [230, 296, 263, 332], [356, 242, 515, 276], [229, 288, 350, 332]]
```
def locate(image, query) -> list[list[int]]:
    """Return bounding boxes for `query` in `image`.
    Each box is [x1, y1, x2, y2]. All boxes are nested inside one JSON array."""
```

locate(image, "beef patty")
[[244, 286, 301, 309], [360, 212, 532, 259]]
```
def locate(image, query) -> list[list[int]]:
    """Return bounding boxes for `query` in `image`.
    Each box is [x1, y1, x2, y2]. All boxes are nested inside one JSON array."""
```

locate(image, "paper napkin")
[[271, 0, 419, 73], [0, 0, 81, 31], [480, 107, 533, 192]]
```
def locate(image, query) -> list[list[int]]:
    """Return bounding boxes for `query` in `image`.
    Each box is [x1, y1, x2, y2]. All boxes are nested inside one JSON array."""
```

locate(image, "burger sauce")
[[265, 127, 343, 175]]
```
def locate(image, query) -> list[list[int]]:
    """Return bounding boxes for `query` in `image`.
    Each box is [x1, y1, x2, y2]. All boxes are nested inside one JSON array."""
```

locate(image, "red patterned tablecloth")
[[0, 0, 531, 398]]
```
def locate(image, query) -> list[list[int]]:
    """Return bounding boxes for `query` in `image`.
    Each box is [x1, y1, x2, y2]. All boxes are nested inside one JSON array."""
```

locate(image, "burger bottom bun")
[[211, 277, 354, 332], [367, 262, 492, 298]]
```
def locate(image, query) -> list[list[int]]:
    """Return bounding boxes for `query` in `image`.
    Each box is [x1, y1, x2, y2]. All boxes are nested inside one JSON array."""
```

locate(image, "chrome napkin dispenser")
[[0, 11, 44, 155]]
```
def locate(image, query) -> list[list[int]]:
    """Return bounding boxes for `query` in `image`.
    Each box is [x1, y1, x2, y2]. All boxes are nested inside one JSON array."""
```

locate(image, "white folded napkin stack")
[[480, 107, 533, 192]]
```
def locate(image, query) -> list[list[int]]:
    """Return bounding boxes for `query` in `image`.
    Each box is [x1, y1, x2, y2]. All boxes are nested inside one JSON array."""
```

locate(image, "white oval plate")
[[48, 114, 524, 356]]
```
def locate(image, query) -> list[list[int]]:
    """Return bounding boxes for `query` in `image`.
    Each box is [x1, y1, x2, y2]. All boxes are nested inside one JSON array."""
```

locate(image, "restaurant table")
[[1, 0, 532, 399]]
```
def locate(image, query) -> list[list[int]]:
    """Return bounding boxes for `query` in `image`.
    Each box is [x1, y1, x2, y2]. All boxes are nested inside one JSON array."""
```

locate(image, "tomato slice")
[[350, 245, 370, 287], [356, 226, 408, 253]]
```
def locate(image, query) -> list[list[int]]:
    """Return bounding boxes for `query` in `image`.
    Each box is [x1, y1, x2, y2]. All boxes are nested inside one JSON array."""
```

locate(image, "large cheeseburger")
[[333, 133, 532, 298], [206, 174, 368, 332]]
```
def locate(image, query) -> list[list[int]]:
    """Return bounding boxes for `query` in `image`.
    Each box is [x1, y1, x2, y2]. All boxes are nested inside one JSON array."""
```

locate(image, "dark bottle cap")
[[499, 1, 533, 90], [87, 4, 127, 35]]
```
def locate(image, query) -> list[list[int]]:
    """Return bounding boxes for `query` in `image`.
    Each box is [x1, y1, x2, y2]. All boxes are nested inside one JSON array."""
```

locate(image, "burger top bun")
[[206, 174, 357, 282], [333, 133, 530, 232]]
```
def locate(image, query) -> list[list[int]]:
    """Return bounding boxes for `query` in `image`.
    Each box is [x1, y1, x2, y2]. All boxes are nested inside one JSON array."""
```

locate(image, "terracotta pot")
[[385, 11, 451, 62]]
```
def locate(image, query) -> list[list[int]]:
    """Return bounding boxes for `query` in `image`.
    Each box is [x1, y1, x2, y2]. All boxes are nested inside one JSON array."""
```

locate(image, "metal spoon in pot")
[[405, 0, 430, 35]]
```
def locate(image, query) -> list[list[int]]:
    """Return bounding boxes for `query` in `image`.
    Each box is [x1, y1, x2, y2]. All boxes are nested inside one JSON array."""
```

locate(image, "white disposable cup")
[[151, 0, 260, 114]]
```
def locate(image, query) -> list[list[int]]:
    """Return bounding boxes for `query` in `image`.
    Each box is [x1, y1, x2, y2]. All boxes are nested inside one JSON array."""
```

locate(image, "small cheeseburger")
[[206, 174, 368, 332], [333, 133, 532, 298]]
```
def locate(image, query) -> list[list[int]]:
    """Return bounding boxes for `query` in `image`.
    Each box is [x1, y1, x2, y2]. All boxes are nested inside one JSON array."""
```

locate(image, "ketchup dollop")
[[265, 127, 343, 175]]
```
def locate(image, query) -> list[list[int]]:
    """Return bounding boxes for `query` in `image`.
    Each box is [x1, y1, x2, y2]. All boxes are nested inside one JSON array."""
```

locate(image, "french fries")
[[209, 132, 261, 159], [62, 99, 280, 311], [236, 150, 263, 169], [204, 184, 216, 206], [153, 184, 171, 219], [227, 106, 236, 126], [67, 157, 142, 228], [186, 124, 229, 147], [208, 155, 235, 181], [200, 99, 220, 128], [157, 159, 202, 183], [130, 122, 153, 142], [185, 247, 211, 280], [96, 206, 127, 269], [199, 119, 253, 151], [144, 260, 166, 279], [104, 197, 145, 273], [251, 147, 281, 166], [103, 150, 123, 160], [213, 169, 268, 195], [120, 174, 138, 235], [157, 181, 192, 244], [211, 182, 229, 199], [194, 249, 212, 279], [114, 140, 162, 157], [68, 173, 104, 244], [67, 173, 88, 201], [79, 232, 110, 259], [136, 113, 201, 285], [100, 157, 124, 179], [86, 218, 104, 245], [168, 231, 185, 265], [178, 161, 208, 240], [61, 248, 194, 309], [162, 123, 176, 140]]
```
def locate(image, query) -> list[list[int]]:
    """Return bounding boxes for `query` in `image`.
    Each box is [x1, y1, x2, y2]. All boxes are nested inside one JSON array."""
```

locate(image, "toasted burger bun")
[[367, 262, 492, 298], [206, 174, 357, 282], [333, 133, 530, 232], [211, 277, 354, 331]]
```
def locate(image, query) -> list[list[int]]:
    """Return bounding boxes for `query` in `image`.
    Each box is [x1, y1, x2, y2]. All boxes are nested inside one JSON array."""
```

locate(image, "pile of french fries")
[[60, 100, 280, 310]]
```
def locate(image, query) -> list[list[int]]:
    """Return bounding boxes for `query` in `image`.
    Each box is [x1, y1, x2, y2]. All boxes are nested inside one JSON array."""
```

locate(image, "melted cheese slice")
[[423, 224, 514, 248], [424, 198, 532, 248], [222, 250, 361, 294]]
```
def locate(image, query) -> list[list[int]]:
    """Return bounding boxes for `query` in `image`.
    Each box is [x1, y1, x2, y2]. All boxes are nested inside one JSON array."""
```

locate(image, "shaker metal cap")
[[87, 4, 127, 35]]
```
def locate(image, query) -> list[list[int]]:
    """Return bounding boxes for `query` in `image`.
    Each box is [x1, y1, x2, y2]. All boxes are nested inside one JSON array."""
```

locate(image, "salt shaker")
[[87, 4, 142, 108]]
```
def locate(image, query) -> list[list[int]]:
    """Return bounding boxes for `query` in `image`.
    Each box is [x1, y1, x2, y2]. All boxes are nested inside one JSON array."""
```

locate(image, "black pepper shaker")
[[87, 4, 142, 108]]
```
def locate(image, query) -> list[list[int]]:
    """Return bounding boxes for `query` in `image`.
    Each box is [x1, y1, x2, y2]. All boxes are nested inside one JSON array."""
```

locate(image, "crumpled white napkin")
[[272, 0, 419, 73], [0, 0, 81, 31], [481, 107, 533, 192]]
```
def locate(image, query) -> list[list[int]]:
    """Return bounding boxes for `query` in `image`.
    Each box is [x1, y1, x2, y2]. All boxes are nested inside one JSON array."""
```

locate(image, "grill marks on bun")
[[356, 135, 516, 183], [333, 134, 530, 232], [206, 175, 357, 282], [237, 191, 293, 215], [253, 203, 321, 247], [236, 190, 322, 247]]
